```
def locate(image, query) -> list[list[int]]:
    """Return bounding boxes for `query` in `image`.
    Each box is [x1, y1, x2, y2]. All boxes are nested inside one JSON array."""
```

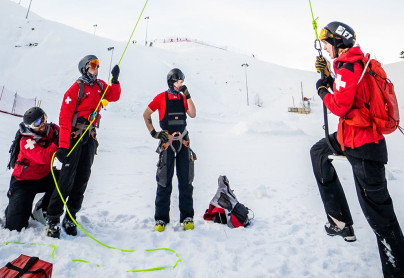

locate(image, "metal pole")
[[144, 16, 149, 46], [25, 0, 33, 19], [107, 47, 115, 81], [241, 63, 249, 106]]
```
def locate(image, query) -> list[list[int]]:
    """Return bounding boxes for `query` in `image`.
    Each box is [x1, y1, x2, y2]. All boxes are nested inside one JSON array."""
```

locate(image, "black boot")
[[325, 222, 356, 242], [62, 216, 77, 236], [46, 219, 60, 239]]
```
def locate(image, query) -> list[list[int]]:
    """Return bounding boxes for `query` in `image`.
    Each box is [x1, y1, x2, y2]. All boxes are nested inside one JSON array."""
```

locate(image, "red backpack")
[[343, 54, 402, 143]]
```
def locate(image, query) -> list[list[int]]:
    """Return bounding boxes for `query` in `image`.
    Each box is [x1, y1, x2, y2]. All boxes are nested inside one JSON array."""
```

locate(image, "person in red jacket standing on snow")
[[310, 21, 404, 277], [5, 107, 59, 231], [46, 55, 121, 238]]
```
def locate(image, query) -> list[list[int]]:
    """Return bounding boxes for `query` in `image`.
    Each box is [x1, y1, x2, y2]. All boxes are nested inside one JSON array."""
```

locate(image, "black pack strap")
[[72, 80, 103, 127], [26, 268, 48, 278], [72, 80, 85, 127], [6, 256, 39, 278]]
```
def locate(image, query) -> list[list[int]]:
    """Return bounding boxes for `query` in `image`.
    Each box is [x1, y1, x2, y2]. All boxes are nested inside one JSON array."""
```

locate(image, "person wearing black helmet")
[[310, 21, 404, 277], [4, 107, 60, 232], [45, 55, 121, 238], [143, 68, 196, 232]]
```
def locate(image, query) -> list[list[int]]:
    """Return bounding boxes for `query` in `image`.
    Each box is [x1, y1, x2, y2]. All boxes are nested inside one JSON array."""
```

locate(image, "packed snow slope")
[[1, 1, 404, 277]]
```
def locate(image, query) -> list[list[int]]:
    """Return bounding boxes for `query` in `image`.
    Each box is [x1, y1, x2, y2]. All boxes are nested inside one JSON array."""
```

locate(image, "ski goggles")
[[319, 28, 334, 41], [29, 114, 47, 128], [88, 59, 100, 69]]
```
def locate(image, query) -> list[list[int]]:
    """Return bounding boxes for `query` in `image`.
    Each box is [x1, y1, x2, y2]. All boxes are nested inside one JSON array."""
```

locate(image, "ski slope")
[[1, 1, 404, 277]]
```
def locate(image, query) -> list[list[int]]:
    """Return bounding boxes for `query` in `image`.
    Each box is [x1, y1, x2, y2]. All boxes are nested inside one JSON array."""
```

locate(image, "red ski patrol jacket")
[[13, 124, 59, 181], [323, 46, 384, 149], [59, 80, 121, 149]]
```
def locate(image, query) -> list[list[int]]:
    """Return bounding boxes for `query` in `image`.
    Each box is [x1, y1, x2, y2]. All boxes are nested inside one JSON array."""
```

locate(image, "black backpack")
[[7, 129, 23, 170]]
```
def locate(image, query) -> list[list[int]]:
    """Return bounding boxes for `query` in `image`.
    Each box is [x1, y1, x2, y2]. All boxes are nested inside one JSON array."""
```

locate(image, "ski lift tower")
[[241, 63, 250, 106]]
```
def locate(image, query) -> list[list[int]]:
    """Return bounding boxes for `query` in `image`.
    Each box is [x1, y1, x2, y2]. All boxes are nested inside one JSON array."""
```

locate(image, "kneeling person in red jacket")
[[5, 107, 59, 232], [310, 21, 404, 277], [46, 55, 121, 238]]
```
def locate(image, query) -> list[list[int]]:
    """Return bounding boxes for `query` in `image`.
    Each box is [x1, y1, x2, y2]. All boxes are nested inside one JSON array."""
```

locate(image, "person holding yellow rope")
[[143, 68, 196, 232], [45, 55, 121, 238]]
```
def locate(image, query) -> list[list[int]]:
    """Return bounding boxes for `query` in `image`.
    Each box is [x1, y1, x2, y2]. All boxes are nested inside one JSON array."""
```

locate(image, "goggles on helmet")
[[319, 28, 334, 41], [88, 59, 100, 69], [29, 114, 47, 129]]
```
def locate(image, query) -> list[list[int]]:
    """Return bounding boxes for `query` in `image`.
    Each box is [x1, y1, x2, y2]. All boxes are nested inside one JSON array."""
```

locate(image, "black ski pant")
[[155, 141, 194, 223], [310, 134, 404, 277], [5, 172, 57, 231], [47, 133, 97, 222]]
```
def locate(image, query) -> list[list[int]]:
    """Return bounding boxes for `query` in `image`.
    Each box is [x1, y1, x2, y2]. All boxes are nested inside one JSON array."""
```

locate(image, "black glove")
[[179, 85, 191, 99], [315, 56, 331, 78], [111, 65, 120, 84], [316, 78, 330, 100], [150, 129, 169, 143], [55, 148, 69, 163]]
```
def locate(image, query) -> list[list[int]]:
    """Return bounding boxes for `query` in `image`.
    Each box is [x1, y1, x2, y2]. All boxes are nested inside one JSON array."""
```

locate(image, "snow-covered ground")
[[1, 1, 404, 277]]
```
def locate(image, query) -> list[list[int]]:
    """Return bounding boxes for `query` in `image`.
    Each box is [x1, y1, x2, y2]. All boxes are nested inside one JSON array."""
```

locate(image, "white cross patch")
[[335, 74, 346, 91], [65, 96, 72, 104], [25, 139, 36, 150]]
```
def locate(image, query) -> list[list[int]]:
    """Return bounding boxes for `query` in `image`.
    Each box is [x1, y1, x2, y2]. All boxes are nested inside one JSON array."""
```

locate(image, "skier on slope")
[[310, 21, 404, 277], [143, 68, 197, 232], [45, 55, 121, 238], [5, 107, 59, 231]]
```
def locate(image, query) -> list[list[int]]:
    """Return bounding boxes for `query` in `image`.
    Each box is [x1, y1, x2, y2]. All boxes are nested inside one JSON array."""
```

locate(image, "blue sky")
[[14, 0, 404, 71]]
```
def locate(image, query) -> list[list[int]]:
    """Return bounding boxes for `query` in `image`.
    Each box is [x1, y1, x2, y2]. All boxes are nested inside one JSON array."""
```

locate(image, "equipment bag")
[[343, 54, 402, 144], [0, 254, 53, 278], [203, 175, 252, 228], [7, 129, 22, 170]]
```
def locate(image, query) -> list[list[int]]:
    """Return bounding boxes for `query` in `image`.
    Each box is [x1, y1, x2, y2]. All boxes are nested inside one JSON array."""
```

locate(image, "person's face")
[[322, 41, 335, 59], [173, 80, 184, 91], [88, 66, 98, 76], [32, 121, 47, 135]]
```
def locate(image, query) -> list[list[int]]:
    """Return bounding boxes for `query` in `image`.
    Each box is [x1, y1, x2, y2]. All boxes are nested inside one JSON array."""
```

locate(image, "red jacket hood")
[[335, 46, 364, 64]]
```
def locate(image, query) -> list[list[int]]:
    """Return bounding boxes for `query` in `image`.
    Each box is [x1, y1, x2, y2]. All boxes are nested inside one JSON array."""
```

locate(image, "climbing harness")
[[161, 130, 189, 154]]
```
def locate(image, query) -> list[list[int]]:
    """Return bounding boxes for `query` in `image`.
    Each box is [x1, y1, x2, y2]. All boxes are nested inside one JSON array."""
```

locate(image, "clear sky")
[[14, 0, 404, 71]]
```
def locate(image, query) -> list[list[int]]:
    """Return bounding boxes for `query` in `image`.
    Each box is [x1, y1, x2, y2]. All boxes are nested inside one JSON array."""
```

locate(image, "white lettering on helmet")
[[336, 25, 353, 40]]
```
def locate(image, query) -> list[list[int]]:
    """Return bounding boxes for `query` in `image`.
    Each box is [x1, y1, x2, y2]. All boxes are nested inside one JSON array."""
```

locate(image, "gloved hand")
[[150, 129, 169, 143], [316, 78, 330, 100], [111, 65, 120, 84], [180, 85, 191, 99], [55, 148, 69, 163], [315, 56, 331, 78]]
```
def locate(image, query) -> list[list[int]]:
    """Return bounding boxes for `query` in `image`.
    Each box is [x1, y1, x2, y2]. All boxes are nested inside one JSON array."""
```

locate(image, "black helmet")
[[23, 107, 46, 127], [167, 68, 185, 89], [320, 21, 356, 49], [78, 55, 99, 74]]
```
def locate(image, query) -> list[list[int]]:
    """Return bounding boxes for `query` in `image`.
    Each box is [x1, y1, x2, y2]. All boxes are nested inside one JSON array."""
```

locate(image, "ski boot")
[[46, 219, 60, 239], [155, 220, 166, 232], [325, 222, 356, 242], [183, 217, 194, 231], [62, 216, 78, 236], [31, 199, 47, 225]]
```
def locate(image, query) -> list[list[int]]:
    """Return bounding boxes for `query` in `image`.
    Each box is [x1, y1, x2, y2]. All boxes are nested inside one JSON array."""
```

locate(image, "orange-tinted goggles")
[[88, 59, 100, 69], [319, 28, 334, 41]]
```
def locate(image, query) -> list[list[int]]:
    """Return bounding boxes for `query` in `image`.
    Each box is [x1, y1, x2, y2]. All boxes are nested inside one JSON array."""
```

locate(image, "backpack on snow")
[[342, 54, 402, 147], [7, 129, 23, 170], [203, 176, 252, 228]]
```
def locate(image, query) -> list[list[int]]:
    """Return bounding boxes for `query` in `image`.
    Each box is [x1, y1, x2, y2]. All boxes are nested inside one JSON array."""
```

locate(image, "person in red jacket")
[[46, 55, 121, 238], [143, 68, 196, 232], [5, 107, 59, 231], [310, 21, 404, 277]]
